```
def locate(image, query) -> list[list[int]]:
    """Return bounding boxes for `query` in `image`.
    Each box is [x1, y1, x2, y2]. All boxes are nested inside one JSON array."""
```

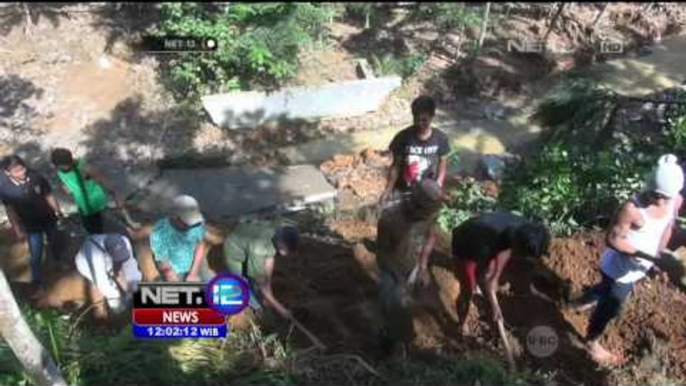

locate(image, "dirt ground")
[[3, 198, 686, 385]]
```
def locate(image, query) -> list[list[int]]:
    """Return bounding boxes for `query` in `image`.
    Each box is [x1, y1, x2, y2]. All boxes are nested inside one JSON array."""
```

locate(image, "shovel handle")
[[496, 319, 516, 372]]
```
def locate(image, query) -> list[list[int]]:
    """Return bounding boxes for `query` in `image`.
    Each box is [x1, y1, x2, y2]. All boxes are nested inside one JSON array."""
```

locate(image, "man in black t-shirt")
[[0, 155, 64, 286], [381, 96, 451, 202], [452, 212, 549, 334]]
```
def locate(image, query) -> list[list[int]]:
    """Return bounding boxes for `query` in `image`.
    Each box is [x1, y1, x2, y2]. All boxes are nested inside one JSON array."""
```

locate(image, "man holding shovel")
[[223, 221, 325, 350], [571, 154, 684, 365], [452, 211, 550, 369], [50, 148, 139, 234], [376, 179, 445, 357], [378, 95, 451, 284]]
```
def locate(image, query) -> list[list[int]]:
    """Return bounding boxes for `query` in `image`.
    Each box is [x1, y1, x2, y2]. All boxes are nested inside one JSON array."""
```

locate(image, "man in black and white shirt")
[[380, 95, 451, 203]]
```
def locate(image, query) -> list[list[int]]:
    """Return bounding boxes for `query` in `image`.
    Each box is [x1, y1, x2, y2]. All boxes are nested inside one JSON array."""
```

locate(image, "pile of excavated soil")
[[320, 149, 392, 211], [278, 217, 686, 385], [539, 232, 686, 384]]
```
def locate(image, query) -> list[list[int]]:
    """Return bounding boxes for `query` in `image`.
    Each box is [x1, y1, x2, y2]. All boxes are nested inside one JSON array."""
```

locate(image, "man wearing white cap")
[[150, 195, 215, 282], [75, 233, 141, 318], [572, 154, 684, 364]]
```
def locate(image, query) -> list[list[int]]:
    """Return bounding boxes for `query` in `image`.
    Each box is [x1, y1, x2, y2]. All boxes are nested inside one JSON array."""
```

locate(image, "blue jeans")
[[27, 225, 59, 285], [585, 272, 635, 341]]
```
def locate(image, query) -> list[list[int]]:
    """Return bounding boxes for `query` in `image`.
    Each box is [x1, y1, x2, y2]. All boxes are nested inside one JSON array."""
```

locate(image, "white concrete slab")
[[202, 76, 402, 129]]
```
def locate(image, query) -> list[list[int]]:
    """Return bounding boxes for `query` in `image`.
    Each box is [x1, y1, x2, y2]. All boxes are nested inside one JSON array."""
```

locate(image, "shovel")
[[496, 318, 516, 372]]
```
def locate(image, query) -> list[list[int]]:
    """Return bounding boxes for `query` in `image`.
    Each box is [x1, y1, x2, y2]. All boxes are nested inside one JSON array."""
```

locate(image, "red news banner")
[[133, 308, 226, 325]]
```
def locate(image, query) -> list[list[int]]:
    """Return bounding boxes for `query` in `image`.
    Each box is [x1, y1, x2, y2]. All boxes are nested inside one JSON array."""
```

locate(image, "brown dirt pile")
[[320, 149, 392, 210]]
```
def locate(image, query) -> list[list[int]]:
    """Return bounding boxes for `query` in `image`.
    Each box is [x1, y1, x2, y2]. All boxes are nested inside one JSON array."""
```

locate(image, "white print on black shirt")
[[404, 145, 440, 184], [408, 145, 439, 155]]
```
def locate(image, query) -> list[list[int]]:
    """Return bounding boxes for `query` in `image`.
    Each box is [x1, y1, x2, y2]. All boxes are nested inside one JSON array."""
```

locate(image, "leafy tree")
[[150, 3, 333, 100]]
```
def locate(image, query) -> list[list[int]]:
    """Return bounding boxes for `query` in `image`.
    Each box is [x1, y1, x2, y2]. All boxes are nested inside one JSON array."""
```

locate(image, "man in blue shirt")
[[150, 195, 214, 282]]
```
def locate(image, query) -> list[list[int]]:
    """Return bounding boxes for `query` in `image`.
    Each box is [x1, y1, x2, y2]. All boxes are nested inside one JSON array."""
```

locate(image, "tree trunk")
[[477, 2, 491, 52], [591, 3, 608, 29], [543, 3, 566, 46], [22, 3, 32, 36], [0, 270, 67, 386]]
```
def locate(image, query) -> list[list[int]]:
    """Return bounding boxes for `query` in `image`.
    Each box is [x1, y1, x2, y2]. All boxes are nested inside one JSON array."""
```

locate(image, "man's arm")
[[436, 157, 448, 187], [380, 154, 401, 203], [484, 249, 512, 322], [659, 194, 683, 253], [259, 257, 326, 349], [259, 257, 292, 319], [156, 260, 179, 281], [4, 205, 25, 240], [381, 134, 404, 203], [436, 133, 451, 187], [82, 164, 124, 207], [416, 224, 437, 286], [45, 194, 64, 218], [607, 202, 641, 256], [185, 241, 207, 282]]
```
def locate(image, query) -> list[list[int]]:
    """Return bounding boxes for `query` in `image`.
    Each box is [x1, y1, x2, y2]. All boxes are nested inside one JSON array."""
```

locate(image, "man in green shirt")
[[224, 221, 324, 349], [50, 148, 124, 234]]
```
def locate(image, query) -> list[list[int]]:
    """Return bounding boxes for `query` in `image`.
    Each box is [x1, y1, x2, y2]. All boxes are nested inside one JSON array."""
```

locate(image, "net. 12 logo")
[[132, 274, 250, 339]]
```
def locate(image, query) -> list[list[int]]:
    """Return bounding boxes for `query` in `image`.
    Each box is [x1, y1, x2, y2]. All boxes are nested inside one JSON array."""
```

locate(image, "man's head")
[[644, 154, 684, 204], [273, 225, 299, 257], [50, 148, 75, 172], [104, 234, 131, 272], [411, 95, 436, 132], [2, 155, 27, 182], [512, 222, 550, 262], [169, 195, 205, 232], [404, 179, 444, 221]]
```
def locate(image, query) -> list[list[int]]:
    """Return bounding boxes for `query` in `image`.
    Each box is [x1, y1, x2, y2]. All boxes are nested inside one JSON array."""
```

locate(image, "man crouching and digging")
[[376, 179, 444, 358], [452, 212, 550, 333]]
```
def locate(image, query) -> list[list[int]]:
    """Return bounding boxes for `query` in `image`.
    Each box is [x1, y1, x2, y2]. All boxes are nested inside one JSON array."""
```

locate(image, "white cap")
[[651, 154, 684, 198], [171, 195, 204, 226]]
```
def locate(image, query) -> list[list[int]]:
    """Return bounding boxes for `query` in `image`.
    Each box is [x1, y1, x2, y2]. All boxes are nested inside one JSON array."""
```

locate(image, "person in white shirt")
[[75, 233, 142, 319], [571, 154, 684, 365]]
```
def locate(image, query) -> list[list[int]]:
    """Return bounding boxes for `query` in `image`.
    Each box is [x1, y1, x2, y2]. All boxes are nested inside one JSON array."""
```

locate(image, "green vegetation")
[[498, 142, 650, 236], [370, 52, 428, 79], [0, 302, 540, 386], [438, 178, 496, 232], [420, 3, 483, 31], [439, 79, 686, 236], [151, 3, 335, 100]]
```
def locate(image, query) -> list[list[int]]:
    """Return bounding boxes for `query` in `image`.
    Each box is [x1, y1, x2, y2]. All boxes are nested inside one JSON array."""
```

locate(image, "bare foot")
[[588, 341, 621, 366]]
